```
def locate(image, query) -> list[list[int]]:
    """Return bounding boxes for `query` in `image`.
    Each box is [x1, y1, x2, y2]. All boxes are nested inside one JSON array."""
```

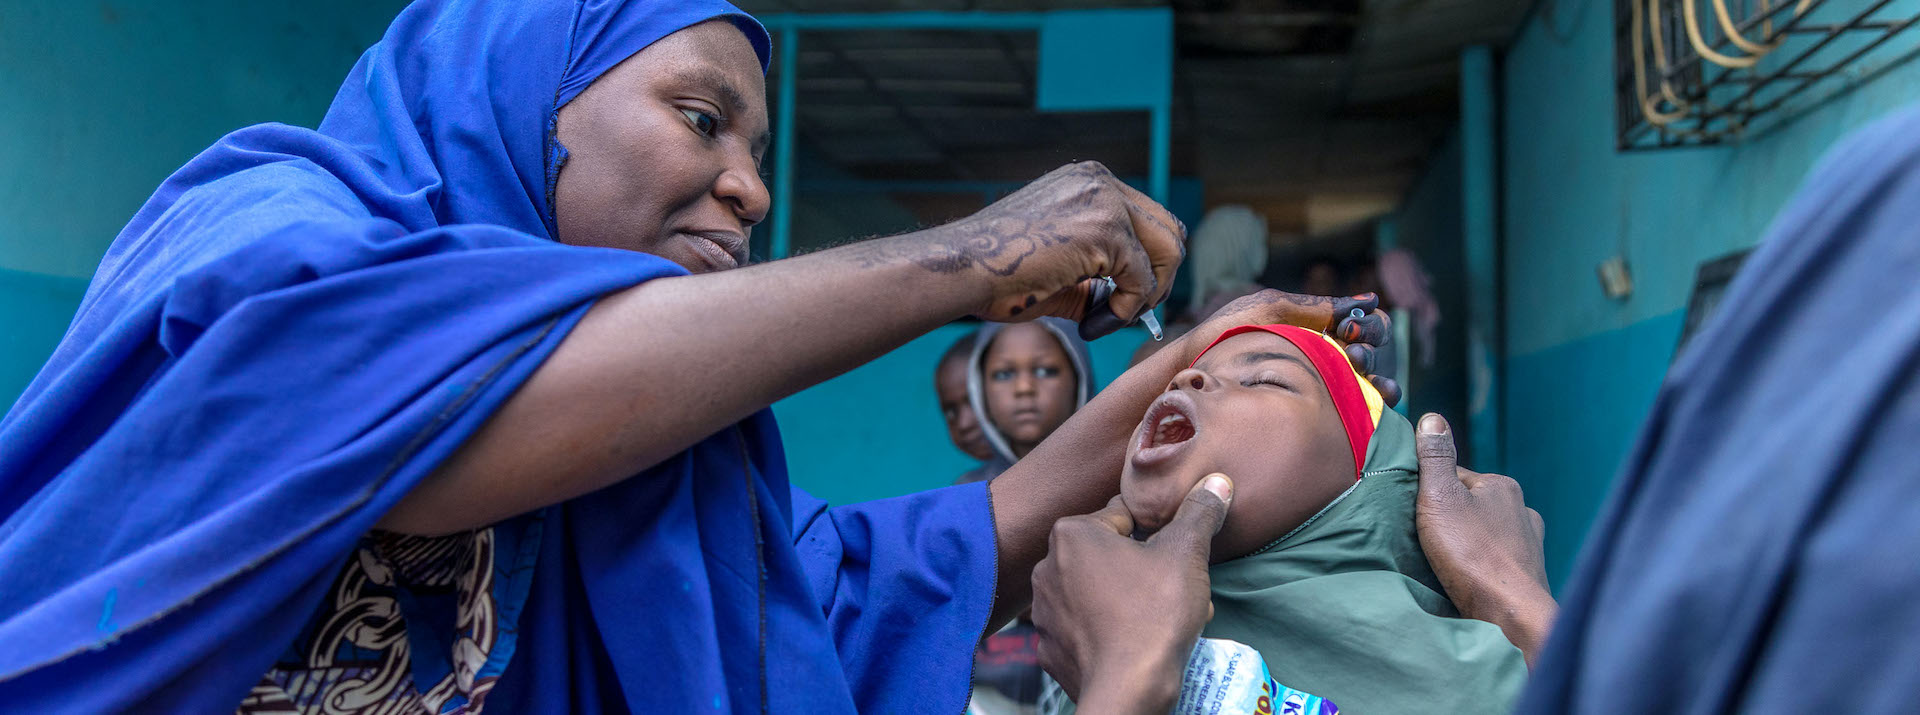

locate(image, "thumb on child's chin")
[[1154, 474, 1232, 560]]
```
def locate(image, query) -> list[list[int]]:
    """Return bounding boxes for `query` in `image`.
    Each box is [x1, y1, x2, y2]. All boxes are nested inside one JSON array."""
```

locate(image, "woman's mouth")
[[679, 230, 746, 271], [1132, 391, 1199, 469]]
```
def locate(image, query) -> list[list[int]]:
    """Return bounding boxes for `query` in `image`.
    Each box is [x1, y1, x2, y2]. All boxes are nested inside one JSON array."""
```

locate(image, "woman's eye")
[[680, 108, 719, 137], [1245, 377, 1291, 390]]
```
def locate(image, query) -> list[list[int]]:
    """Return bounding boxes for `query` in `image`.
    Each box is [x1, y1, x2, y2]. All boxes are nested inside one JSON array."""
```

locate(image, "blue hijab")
[[0, 1, 996, 712], [1520, 103, 1920, 712]]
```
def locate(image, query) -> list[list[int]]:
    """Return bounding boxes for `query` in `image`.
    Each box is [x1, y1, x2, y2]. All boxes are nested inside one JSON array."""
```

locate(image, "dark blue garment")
[[1520, 104, 1920, 712], [0, 0, 996, 712]]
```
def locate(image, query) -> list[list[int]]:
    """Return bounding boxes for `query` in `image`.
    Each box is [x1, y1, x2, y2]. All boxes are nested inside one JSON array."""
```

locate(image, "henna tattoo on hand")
[[844, 173, 1104, 278]]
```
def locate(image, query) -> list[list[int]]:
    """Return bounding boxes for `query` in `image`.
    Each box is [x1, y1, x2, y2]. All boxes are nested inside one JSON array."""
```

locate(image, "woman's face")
[[983, 324, 1079, 458], [554, 21, 769, 273]]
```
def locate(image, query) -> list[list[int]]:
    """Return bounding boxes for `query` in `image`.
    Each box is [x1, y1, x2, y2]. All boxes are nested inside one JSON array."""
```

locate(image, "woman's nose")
[[1166, 368, 1214, 393], [716, 155, 770, 229]]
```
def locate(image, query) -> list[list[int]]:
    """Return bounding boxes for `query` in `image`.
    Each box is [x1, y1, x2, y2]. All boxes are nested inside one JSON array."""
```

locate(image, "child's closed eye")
[[1242, 374, 1298, 392]]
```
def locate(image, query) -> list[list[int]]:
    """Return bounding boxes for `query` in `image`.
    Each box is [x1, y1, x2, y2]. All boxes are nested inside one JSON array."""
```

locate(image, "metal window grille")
[[1616, 0, 1920, 149]]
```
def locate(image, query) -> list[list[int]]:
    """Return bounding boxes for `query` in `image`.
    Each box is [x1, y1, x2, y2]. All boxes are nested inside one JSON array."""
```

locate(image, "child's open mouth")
[[1133, 391, 1199, 469]]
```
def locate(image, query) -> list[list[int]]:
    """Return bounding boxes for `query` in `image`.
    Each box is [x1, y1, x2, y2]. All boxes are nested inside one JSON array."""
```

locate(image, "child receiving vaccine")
[[1050, 324, 1525, 715]]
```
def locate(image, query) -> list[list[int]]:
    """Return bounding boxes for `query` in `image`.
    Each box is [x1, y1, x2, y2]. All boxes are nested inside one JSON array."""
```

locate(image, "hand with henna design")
[[853, 161, 1186, 331]]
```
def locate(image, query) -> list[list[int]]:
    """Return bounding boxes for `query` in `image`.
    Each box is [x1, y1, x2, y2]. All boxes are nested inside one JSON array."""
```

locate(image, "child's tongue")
[[1151, 410, 1195, 447]]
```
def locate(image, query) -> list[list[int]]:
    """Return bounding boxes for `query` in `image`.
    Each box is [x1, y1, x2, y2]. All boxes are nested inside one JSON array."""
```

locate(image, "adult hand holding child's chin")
[[1030, 474, 1233, 715]]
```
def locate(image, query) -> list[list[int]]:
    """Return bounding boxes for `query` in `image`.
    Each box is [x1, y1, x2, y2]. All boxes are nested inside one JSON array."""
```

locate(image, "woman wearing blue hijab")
[[0, 0, 1395, 712]]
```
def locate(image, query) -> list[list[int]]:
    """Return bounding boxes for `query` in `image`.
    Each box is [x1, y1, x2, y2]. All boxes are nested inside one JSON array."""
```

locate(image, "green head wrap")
[[1202, 410, 1527, 714]]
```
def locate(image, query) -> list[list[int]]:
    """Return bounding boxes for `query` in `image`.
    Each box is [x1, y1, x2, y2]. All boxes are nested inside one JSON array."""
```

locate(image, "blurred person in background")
[[1183, 205, 1270, 321], [1299, 255, 1347, 298], [936, 329, 995, 468]]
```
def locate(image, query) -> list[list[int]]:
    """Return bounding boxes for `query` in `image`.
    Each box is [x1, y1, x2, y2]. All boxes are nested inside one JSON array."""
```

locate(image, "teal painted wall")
[[1503, 310, 1681, 585], [0, 268, 87, 403], [1389, 130, 1478, 461], [0, 0, 409, 279], [0, 0, 407, 410], [1497, 0, 1920, 584]]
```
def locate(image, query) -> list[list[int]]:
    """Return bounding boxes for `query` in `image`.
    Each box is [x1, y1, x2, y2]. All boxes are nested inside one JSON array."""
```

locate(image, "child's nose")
[[1166, 368, 1215, 393]]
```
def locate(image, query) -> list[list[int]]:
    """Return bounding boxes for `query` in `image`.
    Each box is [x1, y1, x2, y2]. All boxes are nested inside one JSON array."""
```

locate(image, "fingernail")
[[1202, 473, 1233, 504], [1419, 414, 1449, 435]]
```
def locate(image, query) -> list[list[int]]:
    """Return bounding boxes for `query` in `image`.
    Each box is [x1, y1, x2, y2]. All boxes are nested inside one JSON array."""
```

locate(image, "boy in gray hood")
[[957, 317, 1096, 715], [954, 318, 1095, 485]]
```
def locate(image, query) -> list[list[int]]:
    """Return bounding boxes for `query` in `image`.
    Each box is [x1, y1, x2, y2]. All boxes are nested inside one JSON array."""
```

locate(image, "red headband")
[[1190, 324, 1376, 479]]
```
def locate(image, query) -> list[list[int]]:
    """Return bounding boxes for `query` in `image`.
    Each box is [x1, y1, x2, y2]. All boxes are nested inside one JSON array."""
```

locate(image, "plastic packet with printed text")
[[1173, 637, 1338, 715]]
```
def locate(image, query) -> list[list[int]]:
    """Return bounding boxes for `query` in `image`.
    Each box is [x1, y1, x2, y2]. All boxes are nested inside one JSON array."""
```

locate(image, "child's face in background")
[[983, 323, 1078, 458], [1121, 332, 1356, 562], [936, 355, 994, 462]]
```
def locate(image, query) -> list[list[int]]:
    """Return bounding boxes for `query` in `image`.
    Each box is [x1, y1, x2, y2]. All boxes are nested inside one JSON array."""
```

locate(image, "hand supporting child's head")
[[1120, 328, 1367, 562], [1172, 289, 1402, 408]]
